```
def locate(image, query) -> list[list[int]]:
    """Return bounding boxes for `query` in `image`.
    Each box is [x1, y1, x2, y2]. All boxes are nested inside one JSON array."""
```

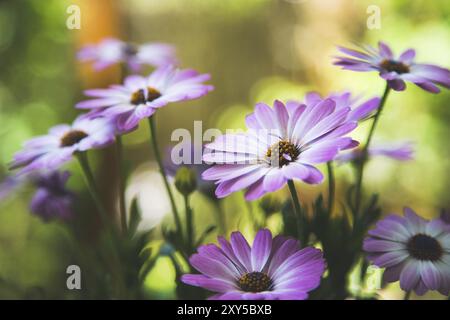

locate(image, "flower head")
[[10, 116, 116, 175], [336, 141, 414, 164], [334, 41, 450, 93], [181, 229, 325, 300], [77, 38, 177, 71], [364, 207, 450, 296], [30, 171, 75, 221], [76, 65, 214, 132], [203, 98, 359, 200]]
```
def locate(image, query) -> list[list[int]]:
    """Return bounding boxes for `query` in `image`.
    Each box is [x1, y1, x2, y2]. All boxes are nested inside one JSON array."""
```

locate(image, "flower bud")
[[259, 193, 284, 217], [174, 166, 197, 196]]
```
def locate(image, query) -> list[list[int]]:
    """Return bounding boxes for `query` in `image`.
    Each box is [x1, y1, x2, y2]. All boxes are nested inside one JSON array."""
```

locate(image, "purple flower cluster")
[[3, 36, 449, 300]]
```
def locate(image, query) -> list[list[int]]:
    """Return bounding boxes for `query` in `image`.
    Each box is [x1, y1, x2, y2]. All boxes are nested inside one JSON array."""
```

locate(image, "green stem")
[[147, 116, 182, 236], [184, 195, 193, 252], [116, 136, 128, 234], [354, 84, 391, 214], [403, 290, 412, 300], [327, 161, 335, 216], [287, 180, 302, 241], [77, 152, 109, 224]]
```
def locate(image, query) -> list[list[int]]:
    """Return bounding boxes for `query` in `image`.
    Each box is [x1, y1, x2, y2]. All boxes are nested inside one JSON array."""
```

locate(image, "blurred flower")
[[181, 229, 325, 300], [76, 65, 214, 132], [203, 99, 358, 200], [30, 171, 75, 222], [334, 41, 450, 93], [335, 141, 414, 164], [164, 144, 216, 199], [297, 91, 380, 123], [77, 38, 177, 71], [10, 116, 116, 175], [364, 207, 450, 296]]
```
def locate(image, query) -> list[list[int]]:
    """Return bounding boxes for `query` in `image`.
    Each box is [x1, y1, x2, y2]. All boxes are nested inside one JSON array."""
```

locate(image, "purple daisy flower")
[[10, 116, 116, 175], [77, 38, 177, 71], [364, 207, 450, 296], [336, 141, 414, 164], [181, 229, 325, 300], [76, 65, 214, 132], [334, 41, 450, 93], [202, 99, 359, 200], [30, 171, 75, 221]]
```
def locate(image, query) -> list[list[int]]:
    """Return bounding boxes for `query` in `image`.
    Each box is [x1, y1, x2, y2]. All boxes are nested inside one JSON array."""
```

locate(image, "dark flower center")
[[123, 44, 138, 57], [266, 140, 300, 167], [130, 87, 162, 105], [238, 272, 272, 292], [380, 59, 410, 74], [60, 130, 88, 147], [407, 234, 443, 261], [147, 87, 162, 102]]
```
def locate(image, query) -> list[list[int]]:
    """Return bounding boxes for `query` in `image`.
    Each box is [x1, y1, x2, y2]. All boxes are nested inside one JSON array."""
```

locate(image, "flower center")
[[60, 130, 88, 147], [380, 59, 410, 74], [123, 43, 138, 57], [407, 234, 443, 261], [266, 140, 300, 167], [130, 87, 162, 105], [238, 272, 272, 292], [147, 87, 162, 102]]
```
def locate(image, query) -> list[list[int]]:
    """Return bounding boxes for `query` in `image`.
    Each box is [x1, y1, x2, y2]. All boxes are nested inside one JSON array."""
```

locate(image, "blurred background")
[[0, 0, 448, 299]]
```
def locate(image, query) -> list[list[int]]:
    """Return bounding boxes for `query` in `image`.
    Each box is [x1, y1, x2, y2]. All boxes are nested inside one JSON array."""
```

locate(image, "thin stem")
[[327, 161, 335, 216], [77, 152, 109, 224], [287, 180, 302, 239], [354, 84, 391, 214], [147, 116, 182, 236], [116, 136, 128, 234], [184, 195, 193, 252], [403, 290, 412, 300]]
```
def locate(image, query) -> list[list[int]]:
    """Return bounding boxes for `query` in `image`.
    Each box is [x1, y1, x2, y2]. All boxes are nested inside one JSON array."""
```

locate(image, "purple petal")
[[420, 261, 441, 291], [181, 274, 236, 292], [415, 81, 440, 93], [399, 49, 416, 64], [263, 171, 287, 193], [399, 260, 421, 292], [378, 41, 393, 59], [348, 97, 380, 121], [230, 232, 252, 271], [251, 229, 272, 271], [387, 79, 406, 91]]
